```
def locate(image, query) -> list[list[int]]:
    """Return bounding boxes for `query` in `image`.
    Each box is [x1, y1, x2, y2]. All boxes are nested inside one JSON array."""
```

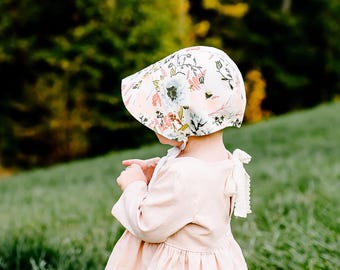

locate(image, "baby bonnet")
[[121, 46, 246, 141]]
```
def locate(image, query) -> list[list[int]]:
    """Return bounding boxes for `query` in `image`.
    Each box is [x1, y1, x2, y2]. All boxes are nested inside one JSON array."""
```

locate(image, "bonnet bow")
[[225, 149, 252, 218]]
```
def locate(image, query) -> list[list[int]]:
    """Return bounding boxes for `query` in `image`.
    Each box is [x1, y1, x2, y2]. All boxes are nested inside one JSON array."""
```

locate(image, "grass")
[[1, 102, 339, 270]]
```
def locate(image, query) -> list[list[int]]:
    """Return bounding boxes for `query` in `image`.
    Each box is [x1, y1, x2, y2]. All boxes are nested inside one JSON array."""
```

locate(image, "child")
[[106, 46, 252, 269]]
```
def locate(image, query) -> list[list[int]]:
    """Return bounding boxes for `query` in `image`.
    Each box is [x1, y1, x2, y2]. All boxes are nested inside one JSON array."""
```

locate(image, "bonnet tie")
[[225, 149, 252, 218], [147, 143, 185, 188]]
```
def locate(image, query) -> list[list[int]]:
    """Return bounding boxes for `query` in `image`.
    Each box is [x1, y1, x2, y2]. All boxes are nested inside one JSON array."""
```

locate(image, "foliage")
[[188, 0, 340, 113], [244, 69, 270, 123], [188, 0, 248, 50], [202, 0, 249, 18], [241, 0, 340, 113], [1, 0, 340, 169], [0, 102, 339, 269], [0, 0, 192, 167]]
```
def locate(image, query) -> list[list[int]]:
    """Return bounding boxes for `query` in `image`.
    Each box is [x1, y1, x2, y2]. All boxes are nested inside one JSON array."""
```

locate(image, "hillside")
[[0, 102, 339, 269]]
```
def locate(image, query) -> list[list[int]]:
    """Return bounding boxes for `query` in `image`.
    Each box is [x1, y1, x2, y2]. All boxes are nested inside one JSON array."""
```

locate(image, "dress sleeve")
[[111, 166, 196, 243]]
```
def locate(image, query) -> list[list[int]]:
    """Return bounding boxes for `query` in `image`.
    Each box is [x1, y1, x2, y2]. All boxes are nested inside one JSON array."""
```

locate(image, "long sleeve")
[[111, 166, 196, 243]]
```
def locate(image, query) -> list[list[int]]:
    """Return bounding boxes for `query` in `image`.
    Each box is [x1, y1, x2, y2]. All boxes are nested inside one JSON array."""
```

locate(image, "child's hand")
[[116, 164, 146, 191], [122, 157, 160, 184]]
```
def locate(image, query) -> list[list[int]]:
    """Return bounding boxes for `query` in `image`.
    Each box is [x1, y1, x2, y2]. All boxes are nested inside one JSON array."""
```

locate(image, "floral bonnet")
[[121, 46, 246, 142]]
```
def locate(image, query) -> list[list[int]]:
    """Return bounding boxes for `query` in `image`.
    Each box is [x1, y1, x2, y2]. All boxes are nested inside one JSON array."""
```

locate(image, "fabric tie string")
[[148, 146, 183, 188], [226, 149, 252, 218], [149, 146, 252, 219]]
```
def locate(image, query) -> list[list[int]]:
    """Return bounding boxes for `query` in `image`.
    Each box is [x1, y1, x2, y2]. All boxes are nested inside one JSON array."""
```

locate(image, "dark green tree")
[[0, 0, 191, 167], [188, 0, 340, 114], [241, 0, 340, 113]]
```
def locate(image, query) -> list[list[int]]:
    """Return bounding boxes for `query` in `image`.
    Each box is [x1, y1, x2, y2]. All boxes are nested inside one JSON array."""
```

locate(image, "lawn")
[[1, 102, 339, 270]]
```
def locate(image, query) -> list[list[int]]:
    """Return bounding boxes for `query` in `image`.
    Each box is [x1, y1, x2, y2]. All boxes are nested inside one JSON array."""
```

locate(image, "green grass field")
[[1, 102, 339, 270]]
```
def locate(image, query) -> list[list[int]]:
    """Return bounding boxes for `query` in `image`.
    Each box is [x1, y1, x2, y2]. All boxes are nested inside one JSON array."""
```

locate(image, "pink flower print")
[[122, 90, 134, 107], [121, 82, 136, 105], [160, 112, 182, 131], [161, 67, 167, 77], [149, 117, 160, 129], [206, 96, 222, 114], [152, 93, 162, 107], [186, 46, 201, 52], [209, 105, 227, 118], [162, 113, 174, 129], [189, 75, 201, 91], [186, 70, 190, 79], [188, 70, 206, 91]]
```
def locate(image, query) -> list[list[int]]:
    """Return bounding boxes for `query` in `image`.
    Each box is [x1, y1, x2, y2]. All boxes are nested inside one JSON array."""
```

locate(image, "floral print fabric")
[[121, 46, 246, 141]]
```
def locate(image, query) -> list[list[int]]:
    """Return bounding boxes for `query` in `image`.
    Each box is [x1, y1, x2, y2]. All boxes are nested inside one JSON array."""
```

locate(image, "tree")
[[242, 0, 340, 113], [188, 0, 340, 114], [0, 0, 192, 167]]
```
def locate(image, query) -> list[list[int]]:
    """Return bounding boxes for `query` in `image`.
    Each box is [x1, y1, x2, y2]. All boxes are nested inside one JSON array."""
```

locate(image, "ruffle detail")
[[225, 149, 252, 218], [106, 231, 248, 270]]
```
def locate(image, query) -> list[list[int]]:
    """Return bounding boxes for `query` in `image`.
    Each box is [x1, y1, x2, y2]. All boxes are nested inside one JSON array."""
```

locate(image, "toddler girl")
[[106, 46, 252, 269]]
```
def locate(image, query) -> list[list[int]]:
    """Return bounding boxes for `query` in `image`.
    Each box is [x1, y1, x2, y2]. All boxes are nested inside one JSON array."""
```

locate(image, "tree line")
[[0, 0, 339, 168]]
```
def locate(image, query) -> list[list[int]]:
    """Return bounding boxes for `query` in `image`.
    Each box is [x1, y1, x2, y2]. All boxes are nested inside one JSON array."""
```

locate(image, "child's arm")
[[112, 166, 196, 243], [115, 157, 160, 190], [121, 157, 160, 184], [116, 164, 147, 190]]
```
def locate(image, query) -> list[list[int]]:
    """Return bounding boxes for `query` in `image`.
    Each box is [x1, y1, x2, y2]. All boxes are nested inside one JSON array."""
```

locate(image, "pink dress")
[[106, 148, 251, 270]]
